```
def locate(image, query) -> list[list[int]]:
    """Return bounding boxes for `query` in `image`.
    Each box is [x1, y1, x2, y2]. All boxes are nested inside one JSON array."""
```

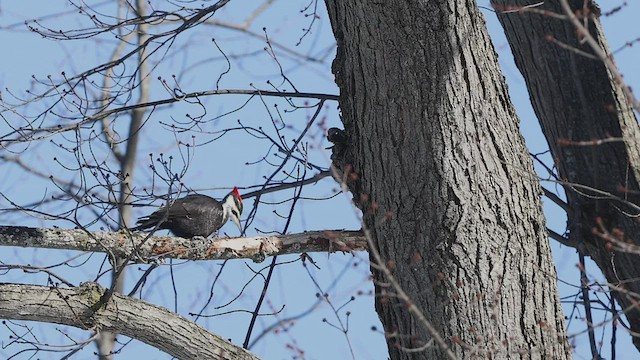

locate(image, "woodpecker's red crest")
[[232, 186, 242, 202]]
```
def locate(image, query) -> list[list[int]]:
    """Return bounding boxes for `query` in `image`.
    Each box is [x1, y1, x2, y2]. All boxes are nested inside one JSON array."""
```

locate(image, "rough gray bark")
[[0, 282, 258, 360], [492, 0, 640, 350], [325, 0, 570, 359], [0, 226, 366, 261]]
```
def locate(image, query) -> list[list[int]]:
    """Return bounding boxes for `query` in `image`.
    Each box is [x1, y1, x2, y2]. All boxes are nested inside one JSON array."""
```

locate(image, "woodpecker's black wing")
[[132, 194, 225, 238]]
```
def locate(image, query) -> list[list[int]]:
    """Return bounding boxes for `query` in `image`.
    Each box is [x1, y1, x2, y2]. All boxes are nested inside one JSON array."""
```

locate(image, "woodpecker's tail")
[[129, 216, 158, 232]]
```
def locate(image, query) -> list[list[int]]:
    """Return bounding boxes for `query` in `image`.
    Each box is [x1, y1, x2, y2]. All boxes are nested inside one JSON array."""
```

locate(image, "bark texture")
[[0, 282, 258, 360], [325, 0, 570, 358], [492, 0, 640, 350]]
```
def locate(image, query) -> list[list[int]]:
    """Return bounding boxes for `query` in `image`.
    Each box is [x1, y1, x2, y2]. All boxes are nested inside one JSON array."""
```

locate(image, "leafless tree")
[[0, 0, 638, 359]]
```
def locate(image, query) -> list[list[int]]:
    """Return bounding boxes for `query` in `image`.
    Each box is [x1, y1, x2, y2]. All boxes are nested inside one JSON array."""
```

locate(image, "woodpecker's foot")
[[190, 235, 214, 247]]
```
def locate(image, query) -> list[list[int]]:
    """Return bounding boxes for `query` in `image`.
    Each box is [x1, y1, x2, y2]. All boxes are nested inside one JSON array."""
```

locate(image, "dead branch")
[[0, 226, 366, 262]]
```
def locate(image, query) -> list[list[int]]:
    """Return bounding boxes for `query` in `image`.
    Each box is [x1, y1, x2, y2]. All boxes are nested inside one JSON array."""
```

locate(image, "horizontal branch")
[[87, 89, 340, 122], [0, 226, 366, 262], [0, 282, 258, 360], [1, 89, 339, 147]]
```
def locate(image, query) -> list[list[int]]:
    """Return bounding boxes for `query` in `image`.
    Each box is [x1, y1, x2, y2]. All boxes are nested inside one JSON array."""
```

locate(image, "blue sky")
[[0, 1, 638, 359]]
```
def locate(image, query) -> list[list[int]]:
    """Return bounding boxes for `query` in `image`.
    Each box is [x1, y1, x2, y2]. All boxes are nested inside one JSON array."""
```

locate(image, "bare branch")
[[0, 282, 259, 360], [0, 89, 339, 147], [0, 226, 366, 261]]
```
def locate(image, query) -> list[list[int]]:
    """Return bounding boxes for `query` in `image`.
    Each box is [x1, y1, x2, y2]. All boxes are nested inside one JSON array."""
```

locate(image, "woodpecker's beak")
[[231, 214, 242, 235]]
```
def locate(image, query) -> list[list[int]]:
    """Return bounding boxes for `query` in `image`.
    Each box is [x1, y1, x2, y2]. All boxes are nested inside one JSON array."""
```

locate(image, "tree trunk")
[[325, 1, 570, 359], [492, 0, 640, 351]]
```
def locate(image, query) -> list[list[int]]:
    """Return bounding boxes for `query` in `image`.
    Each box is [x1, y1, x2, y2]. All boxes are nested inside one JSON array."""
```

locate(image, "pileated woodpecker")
[[132, 187, 243, 238]]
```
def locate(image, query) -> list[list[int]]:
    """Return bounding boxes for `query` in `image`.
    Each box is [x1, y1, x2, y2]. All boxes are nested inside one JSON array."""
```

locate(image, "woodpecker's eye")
[[232, 210, 238, 217]]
